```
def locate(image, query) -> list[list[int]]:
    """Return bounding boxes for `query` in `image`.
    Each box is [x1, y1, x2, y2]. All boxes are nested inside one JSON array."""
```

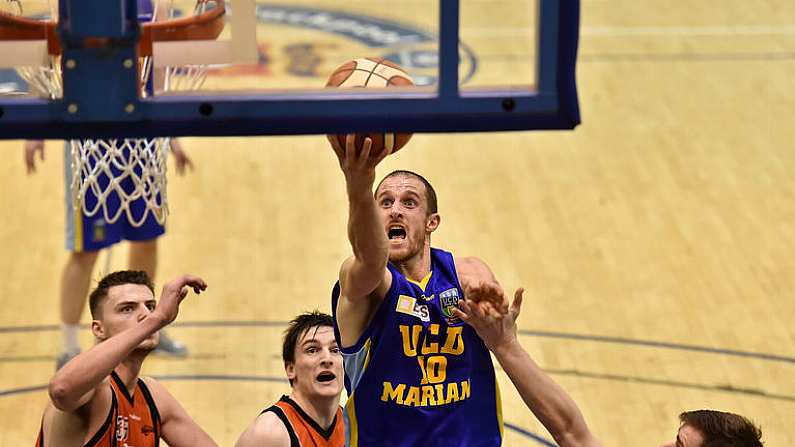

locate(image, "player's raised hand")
[[328, 134, 392, 187], [23, 140, 45, 174], [454, 288, 524, 352], [151, 274, 207, 327], [462, 280, 510, 316]]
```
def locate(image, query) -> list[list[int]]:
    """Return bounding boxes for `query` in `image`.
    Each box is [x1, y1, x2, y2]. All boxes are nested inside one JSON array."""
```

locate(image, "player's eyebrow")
[[301, 338, 320, 347], [115, 300, 139, 308], [401, 189, 421, 198]]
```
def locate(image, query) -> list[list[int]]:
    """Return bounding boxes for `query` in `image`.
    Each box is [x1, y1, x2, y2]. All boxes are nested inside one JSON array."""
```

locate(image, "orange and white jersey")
[[263, 395, 345, 447], [36, 371, 161, 447]]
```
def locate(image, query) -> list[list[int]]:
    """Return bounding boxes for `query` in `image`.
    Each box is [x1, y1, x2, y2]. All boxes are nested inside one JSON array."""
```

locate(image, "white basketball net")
[[70, 138, 170, 226], [5, 0, 210, 227]]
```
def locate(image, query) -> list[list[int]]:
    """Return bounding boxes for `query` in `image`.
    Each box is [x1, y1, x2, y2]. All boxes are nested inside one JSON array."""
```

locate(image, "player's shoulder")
[[338, 255, 356, 276], [138, 376, 172, 407], [453, 256, 498, 286], [138, 376, 187, 424], [139, 376, 181, 402], [139, 375, 162, 392], [236, 410, 291, 447], [256, 409, 292, 434]]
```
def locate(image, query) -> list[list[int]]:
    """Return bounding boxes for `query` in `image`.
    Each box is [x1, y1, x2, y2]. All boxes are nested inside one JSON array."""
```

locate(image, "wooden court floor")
[[1, 1, 794, 445]]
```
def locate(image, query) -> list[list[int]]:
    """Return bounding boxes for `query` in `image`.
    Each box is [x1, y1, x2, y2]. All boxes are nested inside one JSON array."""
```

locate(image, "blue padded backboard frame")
[[0, 0, 580, 140]]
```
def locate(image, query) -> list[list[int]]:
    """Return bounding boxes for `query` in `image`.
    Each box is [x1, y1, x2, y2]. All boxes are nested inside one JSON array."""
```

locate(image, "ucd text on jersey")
[[381, 323, 471, 407]]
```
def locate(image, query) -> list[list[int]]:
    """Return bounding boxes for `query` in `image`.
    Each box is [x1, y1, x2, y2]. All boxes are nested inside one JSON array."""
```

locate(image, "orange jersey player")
[[237, 312, 345, 447], [34, 271, 217, 447]]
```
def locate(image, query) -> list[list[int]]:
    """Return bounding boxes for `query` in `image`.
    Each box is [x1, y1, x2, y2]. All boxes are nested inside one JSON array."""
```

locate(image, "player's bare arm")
[[144, 377, 219, 447], [48, 315, 162, 413], [455, 256, 510, 314], [48, 275, 207, 413], [332, 133, 393, 299], [235, 411, 291, 447], [39, 384, 112, 446], [454, 290, 602, 447], [331, 134, 394, 345]]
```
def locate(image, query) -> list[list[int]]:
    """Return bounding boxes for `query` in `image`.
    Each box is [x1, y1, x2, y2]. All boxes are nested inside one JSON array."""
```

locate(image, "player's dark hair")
[[282, 311, 335, 386], [89, 270, 155, 319], [679, 410, 763, 447], [376, 170, 438, 214]]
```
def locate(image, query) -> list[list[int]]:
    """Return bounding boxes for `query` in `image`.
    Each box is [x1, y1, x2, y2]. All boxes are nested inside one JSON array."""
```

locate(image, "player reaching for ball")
[[34, 271, 217, 447], [328, 132, 510, 446]]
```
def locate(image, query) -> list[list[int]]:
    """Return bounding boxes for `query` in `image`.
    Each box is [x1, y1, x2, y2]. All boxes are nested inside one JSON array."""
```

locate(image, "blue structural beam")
[[57, 0, 141, 122], [0, 0, 580, 140], [438, 0, 460, 98], [59, 0, 136, 39]]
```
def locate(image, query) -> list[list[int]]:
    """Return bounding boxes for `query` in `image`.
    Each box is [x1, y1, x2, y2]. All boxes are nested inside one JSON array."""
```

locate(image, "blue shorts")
[[64, 142, 165, 252]]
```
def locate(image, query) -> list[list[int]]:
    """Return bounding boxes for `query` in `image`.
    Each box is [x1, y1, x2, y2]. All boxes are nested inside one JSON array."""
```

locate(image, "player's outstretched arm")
[[235, 412, 291, 447], [145, 378, 219, 447], [329, 134, 393, 301], [48, 275, 207, 413], [454, 290, 602, 447], [456, 257, 509, 314]]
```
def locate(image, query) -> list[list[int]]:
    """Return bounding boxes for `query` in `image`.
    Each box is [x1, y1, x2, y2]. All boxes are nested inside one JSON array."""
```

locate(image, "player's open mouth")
[[316, 372, 336, 383], [388, 226, 407, 240]]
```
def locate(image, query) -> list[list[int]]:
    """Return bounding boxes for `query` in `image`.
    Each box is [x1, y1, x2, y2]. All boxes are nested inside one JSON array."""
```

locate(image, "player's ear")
[[91, 320, 107, 340], [285, 362, 296, 383], [426, 213, 440, 233]]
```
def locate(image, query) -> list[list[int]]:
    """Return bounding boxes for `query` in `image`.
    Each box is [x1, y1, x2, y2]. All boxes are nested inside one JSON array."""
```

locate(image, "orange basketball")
[[326, 57, 414, 156]]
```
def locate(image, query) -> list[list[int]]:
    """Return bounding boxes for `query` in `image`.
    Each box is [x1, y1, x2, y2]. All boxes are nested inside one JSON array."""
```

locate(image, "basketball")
[[326, 57, 414, 156]]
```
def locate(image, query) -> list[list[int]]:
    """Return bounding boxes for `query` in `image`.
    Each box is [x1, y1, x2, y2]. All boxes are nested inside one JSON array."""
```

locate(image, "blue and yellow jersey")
[[332, 248, 502, 447]]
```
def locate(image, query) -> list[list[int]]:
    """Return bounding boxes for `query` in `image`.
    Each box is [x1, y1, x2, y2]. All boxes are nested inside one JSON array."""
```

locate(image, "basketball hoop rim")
[[0, 0, 225, 56]]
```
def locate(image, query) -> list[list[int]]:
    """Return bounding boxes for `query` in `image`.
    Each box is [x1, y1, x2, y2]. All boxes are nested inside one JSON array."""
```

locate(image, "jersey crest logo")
[[396, 295, 430, 322], [440, 288, 461, 324]]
